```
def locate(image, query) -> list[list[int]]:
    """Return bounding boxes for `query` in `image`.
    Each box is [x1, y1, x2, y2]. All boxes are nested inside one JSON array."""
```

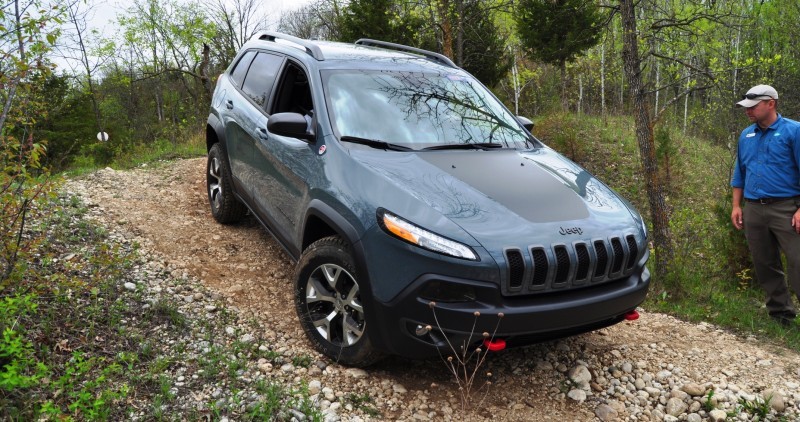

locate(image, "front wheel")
[[207, 143, 247, 224], [294, 236, 382, 367]]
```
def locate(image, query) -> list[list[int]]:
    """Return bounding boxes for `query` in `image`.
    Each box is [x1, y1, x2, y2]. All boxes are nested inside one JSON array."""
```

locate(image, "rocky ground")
[[64, 158, 800, 421]]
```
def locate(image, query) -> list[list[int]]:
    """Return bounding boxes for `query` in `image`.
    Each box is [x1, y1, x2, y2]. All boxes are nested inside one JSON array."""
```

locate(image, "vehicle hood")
[[350, 148, 641, 247]]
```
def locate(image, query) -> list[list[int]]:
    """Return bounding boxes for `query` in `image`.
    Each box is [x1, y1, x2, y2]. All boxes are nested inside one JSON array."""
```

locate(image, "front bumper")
[[370, 258, 650, 358]]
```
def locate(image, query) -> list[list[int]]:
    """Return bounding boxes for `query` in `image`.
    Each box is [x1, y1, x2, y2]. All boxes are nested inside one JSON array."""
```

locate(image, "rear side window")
[[240, 52, 284, 109], [229, 51, 256, 87]]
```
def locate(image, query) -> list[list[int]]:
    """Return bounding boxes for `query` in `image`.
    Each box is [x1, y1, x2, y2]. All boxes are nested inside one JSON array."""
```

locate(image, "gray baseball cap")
[[736, 84, 778, 108]]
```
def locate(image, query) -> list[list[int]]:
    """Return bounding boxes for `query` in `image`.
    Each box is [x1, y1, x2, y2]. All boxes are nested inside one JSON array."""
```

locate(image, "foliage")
[[457, 0, 512, 87], [337, 0, 422, 45], [0, 295, 48, 391], [0, 0, 62, 285], [0, 193, 323, 420], [514, 0, 604, 69], [534, 113, 800, 350]]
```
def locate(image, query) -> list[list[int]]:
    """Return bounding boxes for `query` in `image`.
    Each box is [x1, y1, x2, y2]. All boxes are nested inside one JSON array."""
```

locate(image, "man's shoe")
[[770, 312, 796, 327]]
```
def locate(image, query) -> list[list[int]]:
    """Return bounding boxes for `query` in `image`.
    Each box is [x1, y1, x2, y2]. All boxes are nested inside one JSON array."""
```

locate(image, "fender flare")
[[206, 112, 226, 152], [302, 200, 390, 351]]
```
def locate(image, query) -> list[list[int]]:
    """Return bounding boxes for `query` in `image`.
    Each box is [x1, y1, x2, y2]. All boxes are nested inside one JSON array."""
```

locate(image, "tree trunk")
[[439, 0, 453, 59], [619, 0, 673, 278], [601, 41, 606, 117], [200, 43, 214, 98], [560, 61, 568, 111], [455, 0, 463, 66], [68, 1, 105, 138]]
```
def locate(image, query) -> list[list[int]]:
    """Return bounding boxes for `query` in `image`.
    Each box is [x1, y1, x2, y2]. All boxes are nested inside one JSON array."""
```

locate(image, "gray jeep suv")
[[206, 32, 650, 366]]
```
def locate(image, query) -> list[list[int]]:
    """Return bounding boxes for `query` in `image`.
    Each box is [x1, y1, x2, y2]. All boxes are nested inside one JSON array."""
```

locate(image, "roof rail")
[[355, 38, 457, 68], [254, 31, 325, 61]]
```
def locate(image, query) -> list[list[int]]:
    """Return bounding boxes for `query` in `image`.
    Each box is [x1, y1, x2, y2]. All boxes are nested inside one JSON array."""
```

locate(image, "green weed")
[[345, 392, 381, 417]]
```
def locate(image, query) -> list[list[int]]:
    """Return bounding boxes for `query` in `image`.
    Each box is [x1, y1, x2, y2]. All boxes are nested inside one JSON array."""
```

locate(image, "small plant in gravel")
[[292, 353, 313, 368], [427, 301, 503, 415], [702, 388, 716, 412], [345, 392, 381, 417], [733, 394, 772, 420]]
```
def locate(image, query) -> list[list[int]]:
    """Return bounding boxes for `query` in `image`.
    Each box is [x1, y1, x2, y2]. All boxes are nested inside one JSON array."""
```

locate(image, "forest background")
[[3, 0, 800, 375]]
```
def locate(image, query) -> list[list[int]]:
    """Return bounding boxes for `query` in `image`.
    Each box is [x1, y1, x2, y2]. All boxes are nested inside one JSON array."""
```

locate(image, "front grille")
[[531, 248, 548, 286], [625, 235, 638, 270], [502, 234, 641, 296], [594, 240, 608, 278], [506, 250, 525, 289], [554, 246, 570, 283], [610, 237, 624, 273], [575, 243, 590, 281]]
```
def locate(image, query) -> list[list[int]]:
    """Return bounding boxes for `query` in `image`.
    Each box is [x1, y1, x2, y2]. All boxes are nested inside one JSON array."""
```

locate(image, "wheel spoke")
[[208, 157, 224, 208], [312, 310, 338, 341], [320, 264, 341, 290], [306, 277, 336, 305], [342, 314, 363, 346], [343, 285, 363, 313]]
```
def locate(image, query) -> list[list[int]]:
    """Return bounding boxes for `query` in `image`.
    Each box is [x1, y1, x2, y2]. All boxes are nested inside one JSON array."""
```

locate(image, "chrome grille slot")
[[554, 246, 570, 284], [531, 248, 548, 286], [625, 235, 638, 270], [506, 249, 525, 289], [610, 237, 624, 273], [575, 243, 590, 281], [593, 240, 608, 278]]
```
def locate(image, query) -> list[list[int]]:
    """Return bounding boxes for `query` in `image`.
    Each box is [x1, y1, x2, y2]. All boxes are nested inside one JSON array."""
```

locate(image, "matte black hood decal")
[[420, 151, 590, 223]]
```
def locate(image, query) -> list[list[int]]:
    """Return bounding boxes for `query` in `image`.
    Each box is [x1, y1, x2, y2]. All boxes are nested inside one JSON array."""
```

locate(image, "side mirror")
[[516, 116, 534, 132], [267, 112, 314, 142]]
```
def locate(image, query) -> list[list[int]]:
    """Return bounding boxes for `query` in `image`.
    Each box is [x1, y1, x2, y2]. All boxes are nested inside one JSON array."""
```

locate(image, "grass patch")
[[64, 130, 206, 177], [0, 192, 321, 420]]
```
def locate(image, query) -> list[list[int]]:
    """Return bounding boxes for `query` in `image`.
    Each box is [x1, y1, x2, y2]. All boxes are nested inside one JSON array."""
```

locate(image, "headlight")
[[377, 209, 478, 261]]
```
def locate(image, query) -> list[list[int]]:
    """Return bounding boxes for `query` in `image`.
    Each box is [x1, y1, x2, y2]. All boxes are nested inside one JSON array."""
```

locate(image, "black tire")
[[207, 143, 247, 224], [295, 236, 382, 367]]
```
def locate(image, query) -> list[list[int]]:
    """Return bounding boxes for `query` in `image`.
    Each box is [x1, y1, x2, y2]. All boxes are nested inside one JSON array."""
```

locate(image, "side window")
[[229, 50, 256, 87], [271, 62, 313, 118], [240, 52, 283, 109]]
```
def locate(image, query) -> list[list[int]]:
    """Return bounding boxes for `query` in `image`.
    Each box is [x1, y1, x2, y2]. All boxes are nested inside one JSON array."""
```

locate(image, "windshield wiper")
[[340, 136, 414, 151], [422, 142, 505, 151]]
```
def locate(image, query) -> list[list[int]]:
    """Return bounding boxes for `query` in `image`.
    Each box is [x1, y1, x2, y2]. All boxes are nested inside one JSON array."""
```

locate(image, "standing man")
[[731, 84, 800, 327]]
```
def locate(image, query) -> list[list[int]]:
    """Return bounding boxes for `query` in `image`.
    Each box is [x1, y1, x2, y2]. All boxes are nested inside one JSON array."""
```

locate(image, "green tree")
[[0, 0, 62, 283], [459, 0, 511, 87], [338, 0, 421, 45], [514, 0, 604, 106]]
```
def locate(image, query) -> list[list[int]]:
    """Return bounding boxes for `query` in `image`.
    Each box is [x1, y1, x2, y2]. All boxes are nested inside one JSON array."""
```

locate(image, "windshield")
[[322, 70, 534, 150]]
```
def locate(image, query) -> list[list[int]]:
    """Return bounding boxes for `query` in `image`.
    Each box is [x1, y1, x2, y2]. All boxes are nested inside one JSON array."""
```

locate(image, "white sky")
[[54, 0, 312, 73], [85, 0, 311, 39]]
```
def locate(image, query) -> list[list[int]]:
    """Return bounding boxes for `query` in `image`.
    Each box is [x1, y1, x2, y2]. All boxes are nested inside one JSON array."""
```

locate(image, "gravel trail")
[[66, 158, 800, 421]]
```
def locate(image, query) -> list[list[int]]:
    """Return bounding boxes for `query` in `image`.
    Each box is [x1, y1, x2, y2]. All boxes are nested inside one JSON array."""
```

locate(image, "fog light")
[[420, 280, 476, 303]]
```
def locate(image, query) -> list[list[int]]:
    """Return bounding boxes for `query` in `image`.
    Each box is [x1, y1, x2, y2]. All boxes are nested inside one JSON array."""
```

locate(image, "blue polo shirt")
[[731, 114, 800, 199]]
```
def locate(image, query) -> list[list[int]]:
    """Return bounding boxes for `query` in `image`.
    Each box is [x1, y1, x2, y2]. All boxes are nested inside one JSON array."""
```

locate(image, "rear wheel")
[[295, 236, 382, 367], [207, 143, 247, 224]]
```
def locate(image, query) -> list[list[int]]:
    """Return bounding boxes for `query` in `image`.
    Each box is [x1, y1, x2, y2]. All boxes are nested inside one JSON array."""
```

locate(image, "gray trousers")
[[743, 198, 800, 316]]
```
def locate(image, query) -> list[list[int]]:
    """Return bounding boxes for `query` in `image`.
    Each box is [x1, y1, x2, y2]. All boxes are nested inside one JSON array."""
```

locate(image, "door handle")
[[257, 128, 269, 140], [225, 100, 233, 109]]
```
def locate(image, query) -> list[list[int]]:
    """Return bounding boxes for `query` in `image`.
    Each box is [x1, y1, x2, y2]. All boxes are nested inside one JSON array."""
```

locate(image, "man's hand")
[[793, 208, 800, 234], [732, 206, 744, 230]]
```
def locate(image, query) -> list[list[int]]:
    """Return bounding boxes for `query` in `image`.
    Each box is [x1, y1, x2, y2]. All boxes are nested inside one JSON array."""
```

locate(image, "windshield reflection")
[[323, 70, 531, 149]]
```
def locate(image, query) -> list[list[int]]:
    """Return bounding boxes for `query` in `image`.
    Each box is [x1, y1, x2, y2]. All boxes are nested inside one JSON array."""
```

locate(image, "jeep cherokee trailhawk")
[[205, 32, 650, 366]]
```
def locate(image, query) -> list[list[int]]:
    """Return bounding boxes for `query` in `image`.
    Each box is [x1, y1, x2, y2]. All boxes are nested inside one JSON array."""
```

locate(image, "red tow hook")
[[624, 310, 640, 321], [483, 338, 506, 352]]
